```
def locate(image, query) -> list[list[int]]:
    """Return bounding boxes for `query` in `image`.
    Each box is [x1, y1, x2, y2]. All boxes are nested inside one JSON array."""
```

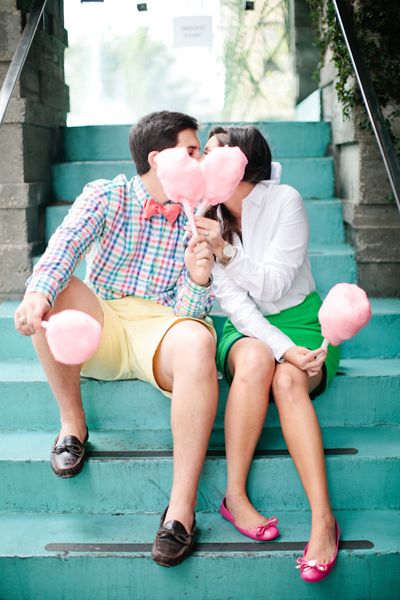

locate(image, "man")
[[14, 111, 218, 567]]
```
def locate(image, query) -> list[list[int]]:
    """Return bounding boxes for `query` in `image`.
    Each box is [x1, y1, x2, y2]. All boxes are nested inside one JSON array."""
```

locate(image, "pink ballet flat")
[[296, 520, 341, 583], [220, 497, 279, 541]]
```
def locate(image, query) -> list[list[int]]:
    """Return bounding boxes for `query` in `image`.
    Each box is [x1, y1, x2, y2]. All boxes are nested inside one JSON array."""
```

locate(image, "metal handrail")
[[0, 0, 48, 125], [332, 0, 400, 214]]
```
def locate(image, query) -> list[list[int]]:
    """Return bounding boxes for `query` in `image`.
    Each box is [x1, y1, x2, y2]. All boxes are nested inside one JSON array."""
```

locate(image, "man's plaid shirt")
[[26, 174, 213, 318]]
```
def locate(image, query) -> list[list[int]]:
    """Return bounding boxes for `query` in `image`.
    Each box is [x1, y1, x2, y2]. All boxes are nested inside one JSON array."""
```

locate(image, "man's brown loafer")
[[152, 507, 197, 567], [50, 428, 89, 478]]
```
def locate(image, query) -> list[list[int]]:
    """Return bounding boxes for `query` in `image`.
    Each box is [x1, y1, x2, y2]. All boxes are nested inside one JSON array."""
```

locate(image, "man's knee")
[[169, 321, 216, 365], [53, 277, 103, 325]]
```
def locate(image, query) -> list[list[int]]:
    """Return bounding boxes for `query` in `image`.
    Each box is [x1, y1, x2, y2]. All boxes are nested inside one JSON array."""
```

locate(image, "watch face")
[[223, 243, 235, 258]]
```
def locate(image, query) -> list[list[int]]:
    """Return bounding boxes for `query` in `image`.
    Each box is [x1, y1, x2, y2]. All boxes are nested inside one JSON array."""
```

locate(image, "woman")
[[195, 125, 341, 583]]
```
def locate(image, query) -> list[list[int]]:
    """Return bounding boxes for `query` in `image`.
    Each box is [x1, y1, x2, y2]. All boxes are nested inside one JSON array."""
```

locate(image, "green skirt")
[[216, 291, 340, 397]]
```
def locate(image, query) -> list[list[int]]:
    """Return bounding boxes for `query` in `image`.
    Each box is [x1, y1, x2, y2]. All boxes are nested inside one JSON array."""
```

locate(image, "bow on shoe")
[[54, 442, 83, 458], [256, 517, 279, 537], [157, 529, 192, 546], [296, 557, 328, 572]]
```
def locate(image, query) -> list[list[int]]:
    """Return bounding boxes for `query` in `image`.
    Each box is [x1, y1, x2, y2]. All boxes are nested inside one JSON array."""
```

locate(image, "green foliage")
[[308, 0, 400, 129]]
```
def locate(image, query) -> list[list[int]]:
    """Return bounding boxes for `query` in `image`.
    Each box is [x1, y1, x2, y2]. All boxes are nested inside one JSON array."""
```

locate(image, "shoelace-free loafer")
[[50, 428, 89, 478], [152, 507, 196, 567]]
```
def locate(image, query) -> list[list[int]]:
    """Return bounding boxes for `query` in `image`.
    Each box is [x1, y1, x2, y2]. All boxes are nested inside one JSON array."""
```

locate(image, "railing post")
[[0, 0, 48, 124]]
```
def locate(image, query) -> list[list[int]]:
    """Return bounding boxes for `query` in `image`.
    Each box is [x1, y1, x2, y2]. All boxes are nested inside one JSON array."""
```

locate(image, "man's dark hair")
[[129, 110, 198, 175]]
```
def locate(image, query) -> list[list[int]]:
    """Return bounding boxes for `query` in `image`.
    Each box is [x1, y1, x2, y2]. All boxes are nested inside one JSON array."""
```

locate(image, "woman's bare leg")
[[272, 363, 337, 562], [224, 338, 276, 527]]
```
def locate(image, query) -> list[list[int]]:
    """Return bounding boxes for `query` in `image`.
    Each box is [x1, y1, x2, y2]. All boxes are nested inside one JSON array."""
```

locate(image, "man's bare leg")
[[154, 320, 218, 533], [32, 277, 103, 442]]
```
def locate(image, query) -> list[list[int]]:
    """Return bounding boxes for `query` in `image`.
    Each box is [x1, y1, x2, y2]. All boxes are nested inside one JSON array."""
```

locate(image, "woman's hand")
[[187, 216, 226, 259], [185, 234, 214, 286], [282, 346, 327, 377]]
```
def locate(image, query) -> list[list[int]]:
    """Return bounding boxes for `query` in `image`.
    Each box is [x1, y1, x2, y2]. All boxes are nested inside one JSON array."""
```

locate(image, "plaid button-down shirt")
[[26, 174, 213, 318]]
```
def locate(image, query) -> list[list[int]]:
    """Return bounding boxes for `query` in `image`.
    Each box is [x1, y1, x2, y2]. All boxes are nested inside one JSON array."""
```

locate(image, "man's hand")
[[14, 292, 51, 336], [282, 346, 327, 377], [185, 234, 214, 286]]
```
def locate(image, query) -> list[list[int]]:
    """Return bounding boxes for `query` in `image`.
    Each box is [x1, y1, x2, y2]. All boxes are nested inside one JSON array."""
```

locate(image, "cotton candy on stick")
[[318, 283, 372, 350], [196, 146, 248, 217], [154, 147, 205, 235], [41, 309, 102, 365]]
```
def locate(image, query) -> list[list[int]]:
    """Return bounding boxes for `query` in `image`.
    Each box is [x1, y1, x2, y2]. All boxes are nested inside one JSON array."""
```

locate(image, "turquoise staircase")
[[0, 122, 399, 600]]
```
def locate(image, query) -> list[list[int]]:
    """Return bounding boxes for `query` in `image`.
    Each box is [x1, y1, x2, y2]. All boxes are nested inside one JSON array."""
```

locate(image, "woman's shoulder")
[[256, 182, 303, 207]]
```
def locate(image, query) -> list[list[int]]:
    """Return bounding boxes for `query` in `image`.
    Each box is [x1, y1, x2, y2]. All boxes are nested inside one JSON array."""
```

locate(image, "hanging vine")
[[308, 0, 400, 152]]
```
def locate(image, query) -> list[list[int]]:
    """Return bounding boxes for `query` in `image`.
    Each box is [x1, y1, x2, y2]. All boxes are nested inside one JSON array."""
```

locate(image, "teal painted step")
[[63, 121, 331, 162], [52, 157, 335, 201], [0, 510, 398, 600], [1, 297, 399, 361], [0, 359, 399, 431], [45, 199, 345, 245], [213, 298, 400, 360], [0, 428, 399, 513], [29, 242, 356, 299]]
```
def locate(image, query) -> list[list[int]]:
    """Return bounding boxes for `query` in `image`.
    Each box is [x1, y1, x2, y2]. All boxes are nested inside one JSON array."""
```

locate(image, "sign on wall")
[[173, 16, 213, 47]]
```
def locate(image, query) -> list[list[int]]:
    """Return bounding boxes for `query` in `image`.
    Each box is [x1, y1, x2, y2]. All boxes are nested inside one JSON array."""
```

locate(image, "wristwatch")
[[216, 242, 237, 267]]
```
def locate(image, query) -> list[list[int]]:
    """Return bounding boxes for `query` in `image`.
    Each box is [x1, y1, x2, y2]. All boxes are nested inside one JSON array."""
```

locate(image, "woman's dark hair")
[[206, 125, 272, 243], [129, 110, 198, 175]]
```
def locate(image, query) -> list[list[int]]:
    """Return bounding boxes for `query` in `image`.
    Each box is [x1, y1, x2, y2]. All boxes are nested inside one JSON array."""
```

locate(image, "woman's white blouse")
[[212, 181, 316, 361]]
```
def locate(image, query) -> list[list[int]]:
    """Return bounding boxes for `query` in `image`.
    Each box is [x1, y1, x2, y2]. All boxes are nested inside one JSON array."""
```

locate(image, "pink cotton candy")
[[42, 309, 102, 365], [200, 146, 248, 206], [154, 147, 204, 208], [318, 283, 372, 346]]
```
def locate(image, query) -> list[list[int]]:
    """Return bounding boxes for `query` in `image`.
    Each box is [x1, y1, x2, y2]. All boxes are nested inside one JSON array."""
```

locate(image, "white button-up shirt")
[[213, 181, 316, 361]]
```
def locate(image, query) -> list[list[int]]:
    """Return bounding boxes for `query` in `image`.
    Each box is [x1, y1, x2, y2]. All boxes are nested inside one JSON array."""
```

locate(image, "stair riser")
[[213, 314, 400, 360], [0, 374, 399, 431], [0, 458, 398, 513], [3, 304, 398, 361], [63, 122, 332, 162], [44, 200, 345, 245], [1, 552, 399, 600], [52, 157, 334, 201]]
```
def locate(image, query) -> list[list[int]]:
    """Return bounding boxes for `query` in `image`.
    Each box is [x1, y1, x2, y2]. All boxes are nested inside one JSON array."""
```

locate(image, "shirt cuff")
[[274, 340, 296, 363], [25, 275, 59, 306], [259, 332, 294, 363], [187, 273, 213, 291], [175, 274, 213, 318], [221, 245, 242, 274]]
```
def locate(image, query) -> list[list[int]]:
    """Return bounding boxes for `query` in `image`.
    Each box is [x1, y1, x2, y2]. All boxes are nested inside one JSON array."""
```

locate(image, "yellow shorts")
[[81, 296, 215, 397]]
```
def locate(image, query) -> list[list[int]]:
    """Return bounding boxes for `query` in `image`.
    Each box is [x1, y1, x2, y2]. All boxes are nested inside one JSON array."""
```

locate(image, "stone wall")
[[0, 0, 68, 300], [320, 48, 400, 297]]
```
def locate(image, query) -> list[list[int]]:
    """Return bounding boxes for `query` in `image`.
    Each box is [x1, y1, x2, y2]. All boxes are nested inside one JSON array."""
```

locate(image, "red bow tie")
[[143, 198, 181, 225]]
